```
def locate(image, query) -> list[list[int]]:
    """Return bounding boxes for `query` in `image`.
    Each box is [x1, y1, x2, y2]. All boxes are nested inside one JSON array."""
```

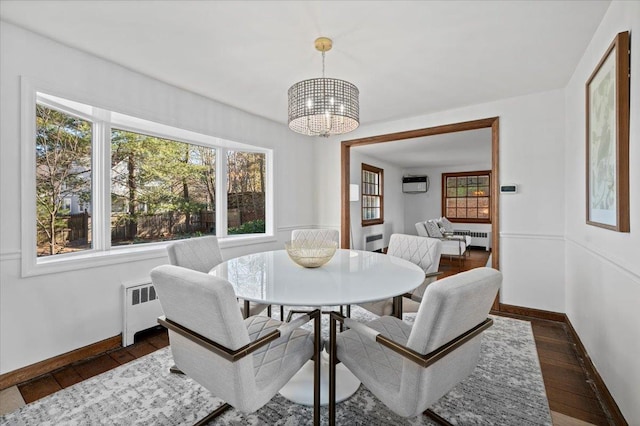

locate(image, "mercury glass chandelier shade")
[[288, 37, 359, 137]]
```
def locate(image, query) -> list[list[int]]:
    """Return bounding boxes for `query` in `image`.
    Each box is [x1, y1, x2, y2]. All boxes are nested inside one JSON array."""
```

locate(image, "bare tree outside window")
[[227, 151, 266, 234], [35, 105, 92, 257]]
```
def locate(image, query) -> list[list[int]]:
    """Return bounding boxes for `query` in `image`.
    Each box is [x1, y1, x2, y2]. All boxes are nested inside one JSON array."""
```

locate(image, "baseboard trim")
[[495, 303, 566, 322], [0, 335, 121, 390], [564, 317, 628, 426]]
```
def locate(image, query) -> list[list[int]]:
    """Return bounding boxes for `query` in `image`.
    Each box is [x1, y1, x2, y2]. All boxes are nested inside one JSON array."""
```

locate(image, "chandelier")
[[288, 37, 359, 137]]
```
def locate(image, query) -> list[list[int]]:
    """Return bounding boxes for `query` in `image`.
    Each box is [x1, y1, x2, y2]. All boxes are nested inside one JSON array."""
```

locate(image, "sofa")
[[415, 218, 470, 266]]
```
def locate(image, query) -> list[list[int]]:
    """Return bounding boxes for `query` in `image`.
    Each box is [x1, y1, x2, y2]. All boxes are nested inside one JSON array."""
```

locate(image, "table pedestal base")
[[279, 353, 360, 406]]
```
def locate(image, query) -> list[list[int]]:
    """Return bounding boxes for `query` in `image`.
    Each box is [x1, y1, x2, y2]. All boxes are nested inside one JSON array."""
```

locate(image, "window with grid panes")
[[361, 163, 384, 226], [29, 91, 272, 270], [442, 171, 491, 223]]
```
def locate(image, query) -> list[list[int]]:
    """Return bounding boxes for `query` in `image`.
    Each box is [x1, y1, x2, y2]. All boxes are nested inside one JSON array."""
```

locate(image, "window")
[[227, 151, 266, 235], [35, 104, 92, 256], [28, 91, 272, 268], [442, 170, 491, 223], [361, 163, 384, 226], [110, 129, 218, 246]]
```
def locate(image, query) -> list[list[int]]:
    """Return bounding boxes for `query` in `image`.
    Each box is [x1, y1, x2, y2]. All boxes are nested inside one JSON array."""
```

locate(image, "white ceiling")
[[0, 1, 610, 127], [354, 128, 492, 169]]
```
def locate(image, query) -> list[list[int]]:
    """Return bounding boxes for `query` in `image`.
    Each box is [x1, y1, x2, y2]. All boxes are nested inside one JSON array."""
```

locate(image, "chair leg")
[[313, 311, 321, 426], [243, 300, 250, 319], [169, 365, 184, 375], [286, 309, 309, 322], [424, 408, 453, 426], [267, 305, 272, 317], [280, 305, 284, 321], [329, 314, 338, 426], [194, 402, 232, 426]]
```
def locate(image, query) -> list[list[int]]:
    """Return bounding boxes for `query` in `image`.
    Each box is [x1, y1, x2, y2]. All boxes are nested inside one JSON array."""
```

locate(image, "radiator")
[[364, 233, 385, 252], [122, 281, 164, 347], [454, 230, 492, 251]]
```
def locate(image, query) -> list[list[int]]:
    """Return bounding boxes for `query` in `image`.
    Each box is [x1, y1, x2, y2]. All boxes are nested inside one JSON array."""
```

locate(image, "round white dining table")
[[209, 248, 425, 406]]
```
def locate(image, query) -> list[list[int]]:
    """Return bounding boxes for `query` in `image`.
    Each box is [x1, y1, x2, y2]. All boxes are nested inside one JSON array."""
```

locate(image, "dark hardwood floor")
[[8, 249, 613, 424], [17, 327, 169, 404], [532, 318, 611, 425]]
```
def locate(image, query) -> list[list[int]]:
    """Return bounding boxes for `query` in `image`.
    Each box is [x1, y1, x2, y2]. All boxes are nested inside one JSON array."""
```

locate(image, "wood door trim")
[[340, 117, 500, 309]]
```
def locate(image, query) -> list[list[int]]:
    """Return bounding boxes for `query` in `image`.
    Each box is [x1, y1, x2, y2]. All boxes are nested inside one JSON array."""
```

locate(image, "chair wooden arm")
[[377, 318, 492, 368], [159, 309, 321, 363], [330, 312, 493, 368]]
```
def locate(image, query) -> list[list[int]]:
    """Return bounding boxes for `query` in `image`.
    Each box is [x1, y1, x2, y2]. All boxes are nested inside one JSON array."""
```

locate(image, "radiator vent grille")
[[123, 281, 164, 347], [131, 285, 157, 305], [454, 230, 488, 238], [365, 233, 385, 252], [366, 234, 383, 243], [453, 230, 491, 251]]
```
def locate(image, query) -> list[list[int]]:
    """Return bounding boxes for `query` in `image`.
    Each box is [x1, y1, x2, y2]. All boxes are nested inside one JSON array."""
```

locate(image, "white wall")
[[349, 150, 404, 250], [315, 89, 567, 313], [403, 164, 492, 236], [564, 1, 640, 423], [0, 22, 316, 374]]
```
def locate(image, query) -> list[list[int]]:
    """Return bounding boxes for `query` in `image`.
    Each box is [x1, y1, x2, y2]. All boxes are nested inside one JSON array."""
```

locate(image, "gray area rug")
[[1, 309, 551, 425]]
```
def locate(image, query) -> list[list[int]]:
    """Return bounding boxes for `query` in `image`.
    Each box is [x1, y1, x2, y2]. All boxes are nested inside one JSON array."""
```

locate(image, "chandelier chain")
[[322, 51, 326, 78]]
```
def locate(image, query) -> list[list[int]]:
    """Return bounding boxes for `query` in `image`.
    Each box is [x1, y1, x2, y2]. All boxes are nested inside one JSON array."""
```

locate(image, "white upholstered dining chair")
[[166, 236, 269, 318], [151, 264, 321, 425], [329, 267, 502, 425], [358, 234, 442, 317], [291, 228, 340, 247]]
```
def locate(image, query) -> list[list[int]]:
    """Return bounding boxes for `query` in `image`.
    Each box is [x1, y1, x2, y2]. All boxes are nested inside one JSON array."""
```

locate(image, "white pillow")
[[439, 216, 455, 233], [425, 220, 443, 238]]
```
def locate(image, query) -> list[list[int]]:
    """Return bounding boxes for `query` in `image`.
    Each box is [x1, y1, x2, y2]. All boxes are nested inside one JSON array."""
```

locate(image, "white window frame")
[[21, 79, 274, 277]]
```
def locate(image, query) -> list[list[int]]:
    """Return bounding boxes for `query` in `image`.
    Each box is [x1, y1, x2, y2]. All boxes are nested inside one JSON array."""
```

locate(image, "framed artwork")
[[586, 31, 630, 232]]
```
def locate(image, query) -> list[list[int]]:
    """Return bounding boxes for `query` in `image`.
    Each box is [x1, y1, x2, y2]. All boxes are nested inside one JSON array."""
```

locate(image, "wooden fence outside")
[[60, 192, 265, 243]]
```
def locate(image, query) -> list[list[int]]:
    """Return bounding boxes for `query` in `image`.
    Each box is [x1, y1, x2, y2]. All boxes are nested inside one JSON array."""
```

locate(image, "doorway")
[[340, 117, 500, 309]]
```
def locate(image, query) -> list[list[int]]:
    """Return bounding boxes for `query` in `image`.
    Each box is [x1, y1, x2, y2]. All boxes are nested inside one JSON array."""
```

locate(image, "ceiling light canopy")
[[288, 37, 359, 137]]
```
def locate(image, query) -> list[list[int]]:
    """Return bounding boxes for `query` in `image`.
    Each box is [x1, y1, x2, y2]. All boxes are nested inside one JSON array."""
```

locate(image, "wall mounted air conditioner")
[[402, 176, 429, 193]]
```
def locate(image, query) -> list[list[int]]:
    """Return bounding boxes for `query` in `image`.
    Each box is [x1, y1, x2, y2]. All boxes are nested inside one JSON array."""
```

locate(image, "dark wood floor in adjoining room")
[[8, 248, 612, 425]]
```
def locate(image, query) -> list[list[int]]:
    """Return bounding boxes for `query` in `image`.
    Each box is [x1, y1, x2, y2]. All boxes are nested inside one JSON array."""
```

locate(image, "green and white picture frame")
[[586, 31, 630, 232]]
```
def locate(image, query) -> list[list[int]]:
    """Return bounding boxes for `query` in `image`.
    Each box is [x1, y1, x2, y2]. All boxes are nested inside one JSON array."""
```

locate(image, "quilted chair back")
[[400, 267, 502, 414], [387, 234, 441, 300], [291, 229, 339, 245], [166, 235, 224, 272], [150, 265, 256, 406]]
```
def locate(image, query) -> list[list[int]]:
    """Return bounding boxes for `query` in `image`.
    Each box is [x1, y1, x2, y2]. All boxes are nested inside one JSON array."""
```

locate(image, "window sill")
[[23, 234, 276, 277], [361, 220, 384, 227]]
